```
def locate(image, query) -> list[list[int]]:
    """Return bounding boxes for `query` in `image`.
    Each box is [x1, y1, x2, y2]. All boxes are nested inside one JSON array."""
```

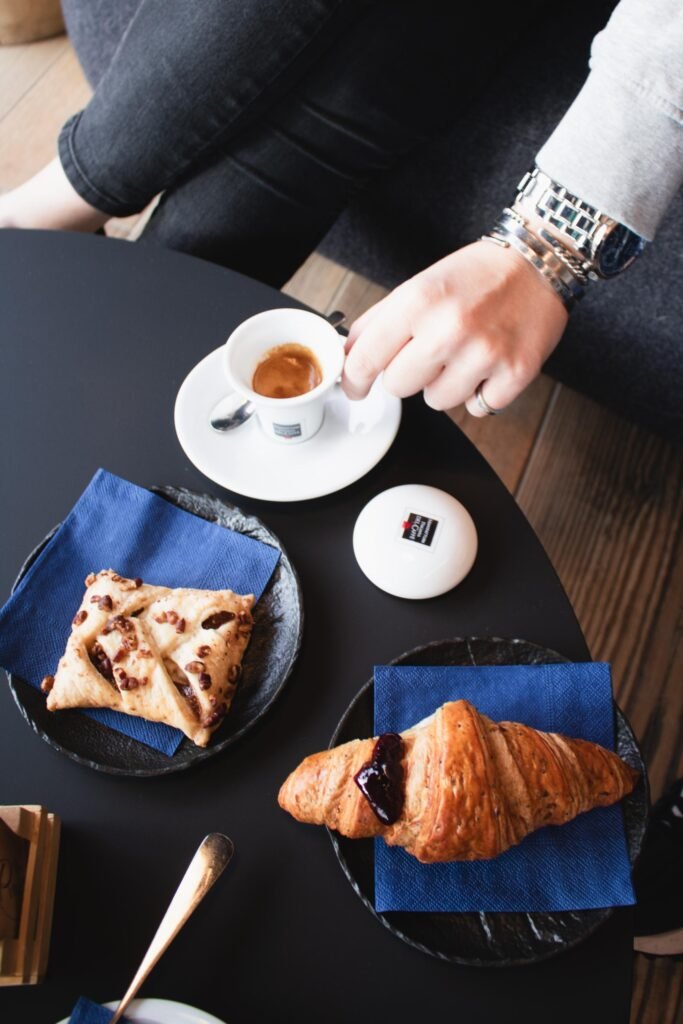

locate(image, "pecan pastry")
[[278, 699, 639, 863], [44, 570, 254, 747]]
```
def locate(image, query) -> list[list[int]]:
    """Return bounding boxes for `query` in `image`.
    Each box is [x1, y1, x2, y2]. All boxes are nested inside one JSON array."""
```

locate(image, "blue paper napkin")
[[374, 662, 635, 913], [0, 469, 280, 755], [68, 997, 117, 1024]]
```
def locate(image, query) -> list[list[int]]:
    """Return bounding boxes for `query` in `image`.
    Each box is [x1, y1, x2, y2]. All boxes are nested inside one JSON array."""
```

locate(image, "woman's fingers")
[[464, 366, 534, 418], [380, 334, 448, 398], [421, 343, 497, 412], [382, 332, 490, 403], [344, 296, 389, 352], [342, 299, 412, 400], [341, 239, 570, 410], [343, 280, 474, 400]]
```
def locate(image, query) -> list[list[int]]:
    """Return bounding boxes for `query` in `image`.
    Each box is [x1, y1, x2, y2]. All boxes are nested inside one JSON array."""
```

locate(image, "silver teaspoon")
[[109, 833, 234, 1024], [210, 392, 255, 432], [209, 309, 346, 433]]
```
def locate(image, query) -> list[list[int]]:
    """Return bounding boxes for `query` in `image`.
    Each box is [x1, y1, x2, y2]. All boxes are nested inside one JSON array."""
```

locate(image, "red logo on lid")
[[401, 512, 439, 546]]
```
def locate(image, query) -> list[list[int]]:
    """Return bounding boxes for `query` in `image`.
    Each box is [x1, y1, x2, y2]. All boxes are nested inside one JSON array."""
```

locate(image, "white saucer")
[[57, 997, 227, 1024], [174, 346, 402, 502]]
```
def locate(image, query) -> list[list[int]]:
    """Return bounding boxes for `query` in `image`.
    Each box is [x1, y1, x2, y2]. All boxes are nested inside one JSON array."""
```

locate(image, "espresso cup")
[[223, 308, 345, 444]]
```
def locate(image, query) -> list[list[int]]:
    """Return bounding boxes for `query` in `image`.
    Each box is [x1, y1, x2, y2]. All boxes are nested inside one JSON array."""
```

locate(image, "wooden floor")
[[1, 33, 681, 1024]]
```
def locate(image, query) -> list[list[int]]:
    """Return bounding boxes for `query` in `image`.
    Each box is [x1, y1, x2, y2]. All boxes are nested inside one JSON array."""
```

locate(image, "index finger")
[[344, 294, 390, 352], [341, 301, 412, 400]]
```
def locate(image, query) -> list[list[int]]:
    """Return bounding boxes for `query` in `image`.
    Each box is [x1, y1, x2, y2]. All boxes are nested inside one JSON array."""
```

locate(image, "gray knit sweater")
[[536, 0, 683, 240]]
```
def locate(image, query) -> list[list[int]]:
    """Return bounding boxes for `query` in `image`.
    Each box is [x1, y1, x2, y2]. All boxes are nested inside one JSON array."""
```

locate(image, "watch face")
[[597, 225, 645, 277]]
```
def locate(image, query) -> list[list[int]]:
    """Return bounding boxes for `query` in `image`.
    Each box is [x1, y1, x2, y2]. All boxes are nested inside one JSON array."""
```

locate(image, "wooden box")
[[0, 805, 60, 985]]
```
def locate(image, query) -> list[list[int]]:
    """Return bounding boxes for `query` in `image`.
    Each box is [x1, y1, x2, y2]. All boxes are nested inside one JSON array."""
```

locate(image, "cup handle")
[[326, 310, 346, 331]]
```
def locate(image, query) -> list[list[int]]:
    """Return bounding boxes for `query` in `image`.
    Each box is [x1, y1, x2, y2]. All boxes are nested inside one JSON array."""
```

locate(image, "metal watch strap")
[[516, 167, 603, 265], [515, 167, 639, 280]]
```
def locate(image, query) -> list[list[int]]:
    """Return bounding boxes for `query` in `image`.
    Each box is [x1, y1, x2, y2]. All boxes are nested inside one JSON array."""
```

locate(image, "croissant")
[[278, 699, 639, 863]]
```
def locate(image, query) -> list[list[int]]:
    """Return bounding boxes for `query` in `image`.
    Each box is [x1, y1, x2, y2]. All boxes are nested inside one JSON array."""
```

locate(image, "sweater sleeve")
[[534, 0, 683, 240]]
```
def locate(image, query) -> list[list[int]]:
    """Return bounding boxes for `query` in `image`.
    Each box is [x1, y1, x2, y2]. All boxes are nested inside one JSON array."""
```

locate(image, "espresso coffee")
[[252, 343, 323, 399]]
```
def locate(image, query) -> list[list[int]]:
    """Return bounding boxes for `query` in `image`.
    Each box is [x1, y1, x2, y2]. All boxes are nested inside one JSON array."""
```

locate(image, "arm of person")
[[341, 0, 683, 417]]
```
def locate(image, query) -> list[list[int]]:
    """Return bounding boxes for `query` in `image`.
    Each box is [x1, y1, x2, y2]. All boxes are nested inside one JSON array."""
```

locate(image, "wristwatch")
[[515, 167, 646, 279]]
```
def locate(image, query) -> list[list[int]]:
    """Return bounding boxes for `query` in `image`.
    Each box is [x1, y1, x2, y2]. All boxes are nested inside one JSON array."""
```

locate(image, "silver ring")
[[475, 383, 501, 416]]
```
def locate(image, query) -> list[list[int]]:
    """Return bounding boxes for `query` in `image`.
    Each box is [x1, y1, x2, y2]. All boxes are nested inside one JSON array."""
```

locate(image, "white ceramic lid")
[[352, 484, 478, 599]]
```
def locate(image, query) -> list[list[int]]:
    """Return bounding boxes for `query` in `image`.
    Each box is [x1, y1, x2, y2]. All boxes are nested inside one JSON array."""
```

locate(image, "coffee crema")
[[252, 343, 323, 399]]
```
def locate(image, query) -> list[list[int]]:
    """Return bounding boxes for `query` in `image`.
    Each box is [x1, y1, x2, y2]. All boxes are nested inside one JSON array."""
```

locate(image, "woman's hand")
[[341, 238, 569, 416]]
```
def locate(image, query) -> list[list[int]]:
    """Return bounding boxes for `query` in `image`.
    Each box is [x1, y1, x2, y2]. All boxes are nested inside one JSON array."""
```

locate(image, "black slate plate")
[[7, 485, 303, 776], [328, 637, 648, 967]]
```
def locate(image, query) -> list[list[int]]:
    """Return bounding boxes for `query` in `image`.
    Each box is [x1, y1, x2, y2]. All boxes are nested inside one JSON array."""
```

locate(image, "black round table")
[[0, 231, 633, 1024]]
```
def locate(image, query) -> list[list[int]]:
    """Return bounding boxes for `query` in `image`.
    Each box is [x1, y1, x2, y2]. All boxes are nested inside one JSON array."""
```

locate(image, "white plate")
[[57, 996, 227, 1024], [174, 346, 402, 502]]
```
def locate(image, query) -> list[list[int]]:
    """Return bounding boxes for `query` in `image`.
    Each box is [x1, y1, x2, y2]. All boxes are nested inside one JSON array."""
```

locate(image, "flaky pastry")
[[42, 570, 254, 747]]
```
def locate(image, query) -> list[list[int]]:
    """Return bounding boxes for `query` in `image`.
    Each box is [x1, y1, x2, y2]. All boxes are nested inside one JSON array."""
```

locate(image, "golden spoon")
[[109, 833, 234, 1024]]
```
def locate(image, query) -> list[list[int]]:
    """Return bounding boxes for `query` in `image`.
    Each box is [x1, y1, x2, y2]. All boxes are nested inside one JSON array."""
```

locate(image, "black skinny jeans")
[[60, 0, 541, 287]]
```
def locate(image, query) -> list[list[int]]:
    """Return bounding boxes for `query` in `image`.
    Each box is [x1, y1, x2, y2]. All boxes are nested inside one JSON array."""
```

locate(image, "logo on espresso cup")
[[273, 422, 303, 439]]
